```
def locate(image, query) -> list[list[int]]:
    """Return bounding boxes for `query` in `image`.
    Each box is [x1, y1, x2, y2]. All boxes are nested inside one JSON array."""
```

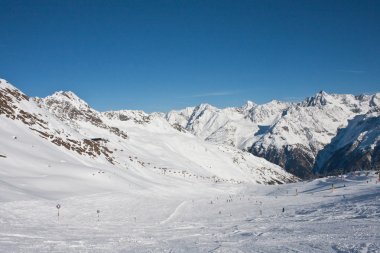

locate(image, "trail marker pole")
[[56, 204, 61, 221]]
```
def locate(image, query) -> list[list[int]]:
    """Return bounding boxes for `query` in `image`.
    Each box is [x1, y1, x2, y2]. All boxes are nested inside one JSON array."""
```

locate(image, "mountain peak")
[[45, 90, 89, 109], [195, 103, 217, 111], [303, 90, 330, 107], [0, 79, 29, 103], [370, 93, 380, 107], [314, 90, 329, 100], [52, 90, 81, 100], [0, 79, 18, 91], [241, 100, 256, 111]]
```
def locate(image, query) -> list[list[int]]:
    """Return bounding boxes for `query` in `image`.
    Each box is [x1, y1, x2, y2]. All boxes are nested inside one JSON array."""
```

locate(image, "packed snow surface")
[[0, 169, 379, 252]]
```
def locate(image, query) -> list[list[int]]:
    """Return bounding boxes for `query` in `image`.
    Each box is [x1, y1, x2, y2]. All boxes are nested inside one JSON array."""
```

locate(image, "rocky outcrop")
[[251, 143, 315, 179], [0, 80, 116, 163], [36, 91, 128, 139]]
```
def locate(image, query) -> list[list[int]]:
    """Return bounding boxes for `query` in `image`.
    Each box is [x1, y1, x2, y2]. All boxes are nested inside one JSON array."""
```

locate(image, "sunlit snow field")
[[0, 173, 379, 253], [0, 80, 379, 252]]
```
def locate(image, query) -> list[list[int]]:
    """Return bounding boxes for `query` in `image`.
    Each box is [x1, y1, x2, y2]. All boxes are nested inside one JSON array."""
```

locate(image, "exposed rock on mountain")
[[35, 91, 128, 139], [314, 110, 380, 175], [3, 77, 378, 180], [0, 79, 117, 163], [167, 91, 380, 178], [0, 78, 296, 185]]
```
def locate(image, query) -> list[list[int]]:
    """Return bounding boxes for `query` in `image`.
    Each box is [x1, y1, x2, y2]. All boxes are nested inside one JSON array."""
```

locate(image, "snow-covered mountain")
[[166, 100, 290, 150], [2, 77, 378, 184], [1, 78, 379, 252], [167, 91, 380, 178], [314, 109, 380, 175], [0, 78, 296, 201]]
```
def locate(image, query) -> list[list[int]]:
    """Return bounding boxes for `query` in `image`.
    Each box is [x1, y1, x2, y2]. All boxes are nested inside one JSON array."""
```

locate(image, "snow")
[[42, 91, 91, 110], [0, 169, 378, 252], [168, 91, 380, 155], [1, 78, 379, 252], [0, 78, 17, 90], [167, 90, 380, 178], [314, 112, 380, 173], [241, 100, 256, 111], [33, 86, 294, 185]]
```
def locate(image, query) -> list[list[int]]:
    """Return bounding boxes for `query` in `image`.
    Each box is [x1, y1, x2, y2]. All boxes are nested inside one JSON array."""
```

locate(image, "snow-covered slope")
[[167, 91, 380, 178], [251, 92, 379, 178], [1, 79, 379, 252], [314, 109, 380, 174], [0, 78, 296, 201], [40, 92, 295, 184], [1, 167, 378, 252], [2, 76, 378, 184], [166, 100, 290, 150]]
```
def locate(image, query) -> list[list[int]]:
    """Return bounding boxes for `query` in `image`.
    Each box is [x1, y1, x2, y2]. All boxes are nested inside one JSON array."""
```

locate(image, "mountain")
[[313, 109, 380, 175], [0, 78, 378, 252], [0, 78, 296, 202], [2, 77, 378, 182], [167, 91, 380, 178], [166, 100, 290, 150]]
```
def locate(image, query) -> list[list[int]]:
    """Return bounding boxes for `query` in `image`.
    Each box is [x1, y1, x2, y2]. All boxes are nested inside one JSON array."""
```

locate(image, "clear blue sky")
[[0, 0, 379, 112]]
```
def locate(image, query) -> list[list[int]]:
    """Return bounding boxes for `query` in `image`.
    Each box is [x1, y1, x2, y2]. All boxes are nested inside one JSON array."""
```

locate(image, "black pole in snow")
[[56, 204, 61, 221]]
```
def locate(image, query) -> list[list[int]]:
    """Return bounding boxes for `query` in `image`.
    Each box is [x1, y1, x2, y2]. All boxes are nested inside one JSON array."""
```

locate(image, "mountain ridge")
[[167, 90, 380, 178], [2, 78, 379, 180], [0, 78, 296, 192]]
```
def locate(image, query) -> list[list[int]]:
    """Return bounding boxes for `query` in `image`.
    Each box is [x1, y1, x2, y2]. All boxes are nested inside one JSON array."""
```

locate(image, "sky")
[[0, 0, 379, 112]]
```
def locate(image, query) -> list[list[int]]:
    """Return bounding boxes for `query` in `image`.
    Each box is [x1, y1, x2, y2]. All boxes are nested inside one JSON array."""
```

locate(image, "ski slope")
[[0, 172, 379, 252], [0, 79, 379, 252]]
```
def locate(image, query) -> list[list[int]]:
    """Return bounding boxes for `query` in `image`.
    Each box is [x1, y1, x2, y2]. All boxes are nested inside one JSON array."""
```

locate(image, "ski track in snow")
[[0, 174, 379, 252], [0, 79, 379, 252], [161, 201, 188, 225]]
